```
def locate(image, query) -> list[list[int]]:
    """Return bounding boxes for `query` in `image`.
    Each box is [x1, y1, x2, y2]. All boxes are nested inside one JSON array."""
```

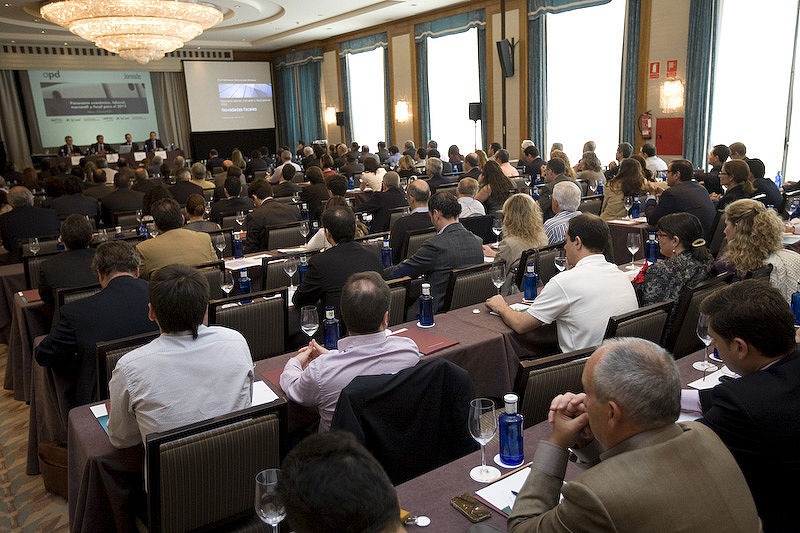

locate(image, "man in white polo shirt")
[[486, 214, 637, 352]]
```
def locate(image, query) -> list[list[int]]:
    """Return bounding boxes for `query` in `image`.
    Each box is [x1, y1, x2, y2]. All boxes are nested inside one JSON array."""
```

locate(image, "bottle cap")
[[504, 393, 518, 413], [115, 226, 122, 232], [300, 253, 307, 261], [240, 269, 247, 277], [325, 306, 335, 319], [526, 262, 535, 273], [421, 282, 431, 296]]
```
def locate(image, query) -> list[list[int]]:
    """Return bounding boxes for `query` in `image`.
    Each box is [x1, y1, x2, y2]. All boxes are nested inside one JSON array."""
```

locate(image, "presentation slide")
[[27, 70, 159, 148], [183, 61, 275, 132]]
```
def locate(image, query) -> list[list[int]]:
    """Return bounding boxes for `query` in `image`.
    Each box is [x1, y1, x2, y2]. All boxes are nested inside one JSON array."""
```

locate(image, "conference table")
[[38, 149, 185, 170], [0, 263, 27, 343], [606, 217, 650, 265]]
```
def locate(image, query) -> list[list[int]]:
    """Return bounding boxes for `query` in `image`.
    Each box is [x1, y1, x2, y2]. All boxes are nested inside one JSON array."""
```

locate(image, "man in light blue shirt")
[[386, 145, 401, 167], [543, 181, 582, 244]]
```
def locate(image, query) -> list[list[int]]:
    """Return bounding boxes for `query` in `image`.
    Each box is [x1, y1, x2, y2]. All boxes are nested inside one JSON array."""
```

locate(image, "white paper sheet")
[[154, 150, 167, 159], [90, 403, 108, 418], [475, 466, 531, 515], [224, 253, 271, 271], [509, 303, 530, 312], [484, 256, 494, 263], [385, 328, 408, 336], [677, 411, 701, 423], [278, 246, 308, 254], [133, 151, 147, 161], [70, 156, 82, 166], [687, 366, 739, 390], [252, 381, 279, 406]]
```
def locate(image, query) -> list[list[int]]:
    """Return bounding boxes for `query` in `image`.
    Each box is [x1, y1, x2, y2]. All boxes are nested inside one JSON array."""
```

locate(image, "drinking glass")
[[623, 196, 633, 219], [213, 234, 226, 257], [490, 263, 505, 294], [235, 210, 246, 228], [220, 270, 234, 295], [468, 398, 500, 483], [554, 249, 567, 272], [96, 229, 109, 242], [147, 224, 158, 238], [626, 233, 641, 270], [786, 199, 800, 218], [492, 218, 503, 244], [283, 258, 298, 290], [255, 469, 285, 532], [588, 180, 598, 194], [205, 200, 212, 217], [135, 209, 143, 224], [300, 305, 319, 341], [29, 237, 40, 256], [693, 313, 718, 372], [300, 220, 310, 241]]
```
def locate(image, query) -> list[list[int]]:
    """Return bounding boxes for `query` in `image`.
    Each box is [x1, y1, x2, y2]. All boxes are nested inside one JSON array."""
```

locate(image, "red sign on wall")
[[666, 60, 678, 78], [649, 62, 660, 79]]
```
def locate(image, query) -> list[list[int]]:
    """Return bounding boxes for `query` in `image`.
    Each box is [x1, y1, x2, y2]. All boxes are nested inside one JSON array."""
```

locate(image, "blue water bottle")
[[381, 237, 392, 268], [56, 240, 65, 251], [238, 269, 251, 303], [499, 393, 524, 466], [138, 219, 148, 237], [232, 232, 244, 258], [322, 306, 340, 350], [348, 176, 355, 189], [630, 196, 641, 219], [645, 232, 659, 263], [596, 180, 604, 195], [775, 171, 783, 188], [311, 221, 320, 237], [523, 262, 538, 303], [298, 254, 308, 284], [300, 203, 309, 220], [530, 186, 540, 201], [418, 282, 434, 327], [114, 226, 124, 239], [791, 281, 800, 325]]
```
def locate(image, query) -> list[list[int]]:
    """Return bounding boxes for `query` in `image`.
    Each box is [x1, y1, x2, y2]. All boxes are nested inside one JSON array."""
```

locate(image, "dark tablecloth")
[[0, 263, 26, 343], [4, 292, 49, 402]]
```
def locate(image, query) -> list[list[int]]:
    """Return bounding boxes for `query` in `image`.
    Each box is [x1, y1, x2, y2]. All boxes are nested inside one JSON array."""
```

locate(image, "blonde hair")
[[475, 150, 488, 169], [723, 199, 783, 275], [551, 150, 576, 178], [501, 194, 548, 249], [398, 155, 414, 171], [231, 149, 246, 169]]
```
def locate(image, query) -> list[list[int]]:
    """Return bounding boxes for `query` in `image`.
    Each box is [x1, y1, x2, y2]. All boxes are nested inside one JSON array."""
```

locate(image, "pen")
[[511, 490, 519, 496]]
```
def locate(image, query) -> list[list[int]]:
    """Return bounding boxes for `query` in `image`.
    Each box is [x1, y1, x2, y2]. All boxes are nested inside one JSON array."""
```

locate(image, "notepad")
[[90, 403, 110, 435], [474, 465, 532, 516], [278, 246, 308, 254], [224, 253, 271, 271], [252, 380, 279, 406], [687, 366, 739, 390]]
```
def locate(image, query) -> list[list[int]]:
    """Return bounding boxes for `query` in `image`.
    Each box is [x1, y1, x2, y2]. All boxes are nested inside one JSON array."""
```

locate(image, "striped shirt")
[[544, 210, 581, 244]]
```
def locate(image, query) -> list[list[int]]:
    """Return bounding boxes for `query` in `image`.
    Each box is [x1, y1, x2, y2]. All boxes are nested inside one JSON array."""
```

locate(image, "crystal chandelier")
[[40, 0, 224, 64]]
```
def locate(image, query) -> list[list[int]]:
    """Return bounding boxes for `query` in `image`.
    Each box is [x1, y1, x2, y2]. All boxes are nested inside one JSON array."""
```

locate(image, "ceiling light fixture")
[[40, 0, 223, 64]]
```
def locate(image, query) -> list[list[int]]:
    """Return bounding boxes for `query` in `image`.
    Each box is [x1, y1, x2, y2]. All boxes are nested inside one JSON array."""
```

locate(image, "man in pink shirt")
[[280, 271, 420, 432], [496, 148, 520, 178]]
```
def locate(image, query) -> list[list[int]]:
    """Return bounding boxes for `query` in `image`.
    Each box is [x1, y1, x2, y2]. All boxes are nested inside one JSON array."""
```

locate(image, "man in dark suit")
[[35, 240, 156, 416], [424, 157, 453, 194], [356, 171, 408, 233], [747, 158, 783, 209], [389, 192, 483, 312], [59, 135, 82, 156], [210, 175, 254, 225], [696, 143, 728, 195], [519, 145, 545, 178], [333, 144, 348, 170], [273, 165, 302, 198], [340, 151, 364, 178], [130, 167, 161, 194], [38, 215, 97, 307], [402, 140, 416, 158], [101, 173, 145, 226], [245, 149, 268, 178], [462, 153, 482, 181], [168, 167, 203, 205], [0, 186, 60, 262], [50, 176, 99, 220], [84, 168, 115, 200], [244, 180, 302, 252], [90, 134, 115, 155], [389, 179, 432, 264], [293, 206, 383, 328], [539, 157, 580, 221], [143, 131, 164, 152], [376, 141, 389, 163], [300, 146, 319, 170], [688, 280, 800, 532], [299, 167, 330, 222], [645, 159, 716, 238], [207, 149, 224, 172], [120, 133, 139, 152]]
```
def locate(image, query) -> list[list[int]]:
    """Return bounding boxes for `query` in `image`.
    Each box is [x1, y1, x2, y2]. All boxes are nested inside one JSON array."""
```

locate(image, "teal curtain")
[[414, 9, 486, 146], [528, 0, 611, 17], [273, 47, 323, 148], [528, 16, 547, 150], [339, 33, 389, 145], [620, 0, 641, 143], [684, 0, 718, 167], [384, 47, 393, 145]]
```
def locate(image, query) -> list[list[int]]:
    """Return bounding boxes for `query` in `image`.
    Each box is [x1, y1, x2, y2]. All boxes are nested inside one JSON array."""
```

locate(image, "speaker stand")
[[472, 120, 478, 152]]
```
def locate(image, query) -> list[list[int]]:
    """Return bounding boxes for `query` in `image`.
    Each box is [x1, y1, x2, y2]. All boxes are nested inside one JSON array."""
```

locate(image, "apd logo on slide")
[[42, 71, 61, 80]]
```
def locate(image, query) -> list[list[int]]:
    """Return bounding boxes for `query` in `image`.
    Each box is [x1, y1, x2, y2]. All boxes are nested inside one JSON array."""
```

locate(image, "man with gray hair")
[[543, 181, 582, 244], [389, 179, 432, 264], [169, 166, 203, 205], [356, 171, 408, 232], [582, 140, 596, 153], [508, 338, 761, 532], [456, 177, 485, 218], [0, 186, 60, 262], [425, 157, 452, 193], [403, 140, 416, 158], [189, 161, 215, 191], [269, 150, 301, 184]]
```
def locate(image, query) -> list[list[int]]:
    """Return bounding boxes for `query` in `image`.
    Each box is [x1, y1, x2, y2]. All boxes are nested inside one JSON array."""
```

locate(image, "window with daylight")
[[545, 0, 626, 165], [346, 47, 387, 147], [427, 27, 482, 154]]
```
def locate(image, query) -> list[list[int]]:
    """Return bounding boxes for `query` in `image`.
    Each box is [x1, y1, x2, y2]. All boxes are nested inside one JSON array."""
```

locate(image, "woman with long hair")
[[304, 196, 368, 251], [397, 155, 416, 180], [359, 157, 386, 191], [231, 149, 246, 170], [577, 151, 604, 190], [321, 154, 336, 177], [600, 158, 645, 220], [483, 194, 548, 294], [475, 160, 514, 213], [715, 159, 755, 211], [717, 199, 800, 301], [475, 150, 488, 170]]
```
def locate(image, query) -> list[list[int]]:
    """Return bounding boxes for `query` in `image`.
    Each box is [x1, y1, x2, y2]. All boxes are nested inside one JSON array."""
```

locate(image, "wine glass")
[[235, 210, 246, 228], [490, 263, 505, 294], [588, 181, 598, 194], [29, 237, 40, 256], [492, 218, 503, 244], [468, 398, 501, 483], [283, 258, 298, 289], [300, 305, 319, 341], [213, 234, 227, 257], [255, 469, 285, 532], [135, 209, 143, 224], [96, 229, 109, 243], [205, 200, 212, 218], [786, 199, 799, 219], [220, 270, 234, 295], [626, 233, 641, 270], [554, 249, 567, 272], [693, 313, 719, 373], [624, 196, 633, 219], [300, 220, 310, 241]]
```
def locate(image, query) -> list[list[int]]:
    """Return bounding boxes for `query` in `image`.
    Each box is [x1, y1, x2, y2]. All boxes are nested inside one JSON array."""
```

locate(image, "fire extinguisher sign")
[[666, 60, 678, 78], [649, 62, 660, 79]]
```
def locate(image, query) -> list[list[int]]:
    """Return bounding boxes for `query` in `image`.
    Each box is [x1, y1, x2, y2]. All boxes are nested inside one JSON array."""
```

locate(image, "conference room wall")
[[321, 50, 342, 146], [391, 33, 415, 146], [490, 8, 522, 155]]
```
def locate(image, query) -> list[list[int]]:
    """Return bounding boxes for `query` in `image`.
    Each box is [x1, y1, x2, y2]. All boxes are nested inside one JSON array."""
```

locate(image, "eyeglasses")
[[656, 231, 672, 238], [719, 172, 729, 176]]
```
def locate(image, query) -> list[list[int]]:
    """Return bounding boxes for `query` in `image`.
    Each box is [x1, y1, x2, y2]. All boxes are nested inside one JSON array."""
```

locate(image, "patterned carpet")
[[0, 344, 69, 532]]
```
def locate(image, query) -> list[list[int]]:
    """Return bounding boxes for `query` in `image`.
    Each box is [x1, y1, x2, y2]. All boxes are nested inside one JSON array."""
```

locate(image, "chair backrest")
[[195, 261, 225, 301], [55, 283, 101, 324], [744, 262, 773, 280], [664, 273, 733, 358], [96, 331, 161, 400], [459, 214, 495, 244], [265, 221, 304, 250], [603, 300, 673, 344], [534, 241, 565, 286], [220, 215, 246, 231], [331, 359, 477, 485], [514, 347, 593, 427], [513, 248, 537, 291], [388, 206, 410, 232], [708, 210, 726, 257], [23, 249, 60, 289], [208, 289, 288, 360], [387, 277, 409, 326], [145, 400, 287, 533], [206, 228, 233, 258], [202, 188, 214, 203], [401, 227, 436, 260], [576, 179, 589, 196], [253, 170, 267, 181], [579, 194, 603, 216], [291, 171, 305, 183], [442, 263, 497, 312], [114, 210, 140, 228]]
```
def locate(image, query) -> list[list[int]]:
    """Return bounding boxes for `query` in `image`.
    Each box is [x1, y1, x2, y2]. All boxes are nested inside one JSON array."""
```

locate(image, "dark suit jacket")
[[645, 180, 716, 239], [376, 149, 390, 163], [38, 248, 97, 306], [207, 157, 225, 171], [462, 167, 482, 181], [753, 177, 783, 210], [143, 138, 164, 151], [301, 156, 320, 170], [273, 181, 302, 198], [333, 156, 347, 170], [389, 211, 433, 264], [244, 157, 268, 177], [697, 166, 723, 195], [100, 188, 145, 226], [520, 157, 544, 177], [340, 162, 364, 177], [210, 196, 254, 225], [299, 183, 330, 222], [168, 180, 203, 205], [84, 184, 114, 201], [90, 142, 115, 154], [389, 222, 483, 312], [49, 193, 99, 219], [539, 175, 579, 220], [292, 241, 383, 329], [715, 184, 751, 212], [131, 178, 163, 194], [34, 276, 156, 414], [426, 173, 454, 194], [699, 349, 800, 532], [59, 144, 82, 156], [0, 206, 60, 261], [357, 187, 408, 233], [243, 200, 302, 252]]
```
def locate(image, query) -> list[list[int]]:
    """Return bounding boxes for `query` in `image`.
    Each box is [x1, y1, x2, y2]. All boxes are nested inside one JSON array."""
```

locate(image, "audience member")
[[270, 150, 302, 184], [475, 160, 514, 214], [189, 162, 215, 191], [729, 141, 747, 160], [209, 175, 253, 224], [131, 167, 158, 194], [340, 151, 364, 178], [397, 155, 416, 180], [413, 148, 428, 170], [488, 142, 503, 160], [543, 181, 582, 244], [244, 180, 302, 253], [582, 140, 596, 153], [402, 140, 416, 158], [462, 153, 482, 180], [356, 171, 408, 232], [424, 157, 453, 193], [576, 151, 604, 189], [507, 337, 760, 532], [447, 144, 463, 170], [141, 184, 172, 216], [321, 154, 336, 177], [456, 177, 485, 218], [699, 144, 729, 195], [37, 215, 97, 306], [207, 149, 224, 171], [0, 186, 60, 261], [519, 146, 544, 178], [273, 165, 302, 198], [537, 157, 579, 220], [183, 194, 220, 233], [306, 197, 369, 252], [551, 150, 577, 179], [386, 145, 401, 167], [604, 142, 634, 180], [334, 143, 348, 168], [376, 141, 390, 163], [746, 158, 783, 209], [108, 264, 253, 448], [486, 214, 637, 352], [21, 167, 40, 191], [50, 176, 99, 219], [360, 157, 387, 191], [281, 271, 419, 432], [245, 149, 268, 177], [231, 149, 247, 170], [325, 174, 348, 197], [299, 167, 330, 222], [100, 173, 145, 226], [168, 167, 203, 205], [495, 149, 519, 178], [389, 179, 432, 264], [600, 158, 645, 220], [645, 159, 716, 238], [715, 159, 754, 211]]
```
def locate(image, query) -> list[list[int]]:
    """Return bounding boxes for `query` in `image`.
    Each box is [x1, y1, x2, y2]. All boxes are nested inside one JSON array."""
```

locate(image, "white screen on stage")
[[183, 61, 275, 132], [26, 70, 159, 148]]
